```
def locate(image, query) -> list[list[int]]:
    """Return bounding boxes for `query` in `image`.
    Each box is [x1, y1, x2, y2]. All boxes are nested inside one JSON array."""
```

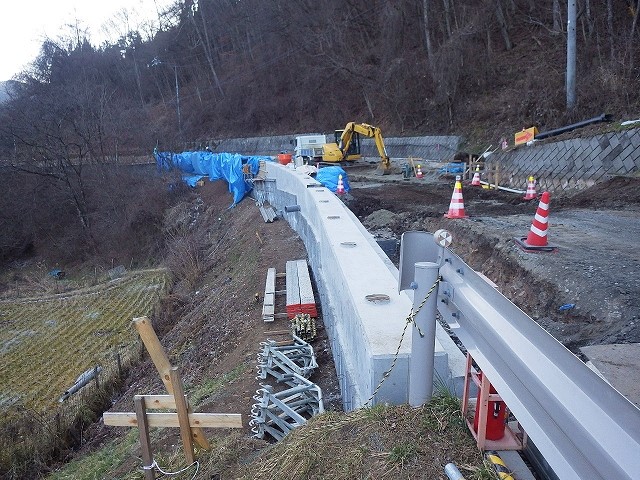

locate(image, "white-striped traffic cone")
[[444, 175, 468, 219], [523, 176, 538, 200], [471, 166, 481, 186], [514, 191, 557, 252], [336, 174, 345, 195]]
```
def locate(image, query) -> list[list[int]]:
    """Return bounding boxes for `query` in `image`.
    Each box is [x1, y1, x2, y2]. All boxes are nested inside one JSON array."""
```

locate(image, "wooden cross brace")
[[102, 316, 242, 478]]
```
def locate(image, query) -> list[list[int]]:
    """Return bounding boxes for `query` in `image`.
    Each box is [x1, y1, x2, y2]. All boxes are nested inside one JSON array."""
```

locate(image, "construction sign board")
[[514, 126, 539, 146]]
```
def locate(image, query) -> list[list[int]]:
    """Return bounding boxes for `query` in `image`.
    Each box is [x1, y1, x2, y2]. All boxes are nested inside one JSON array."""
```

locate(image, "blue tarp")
[[438, 162, 466, 174], [154, 151, 271, 205], [316, 166, 350, 193], [182, 174, 206, 187]]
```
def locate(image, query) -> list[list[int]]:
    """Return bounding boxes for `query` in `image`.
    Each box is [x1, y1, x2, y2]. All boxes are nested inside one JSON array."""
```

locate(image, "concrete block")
[[623, 155, 636, 173], [609, 133, 620, 149]]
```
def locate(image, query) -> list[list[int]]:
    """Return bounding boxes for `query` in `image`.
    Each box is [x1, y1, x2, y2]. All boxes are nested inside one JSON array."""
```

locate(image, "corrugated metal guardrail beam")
[[432, 245, 640, 480]]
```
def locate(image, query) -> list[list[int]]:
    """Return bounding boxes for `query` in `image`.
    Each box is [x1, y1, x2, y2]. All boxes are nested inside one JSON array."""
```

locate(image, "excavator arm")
[[337, 122, 391, 174]]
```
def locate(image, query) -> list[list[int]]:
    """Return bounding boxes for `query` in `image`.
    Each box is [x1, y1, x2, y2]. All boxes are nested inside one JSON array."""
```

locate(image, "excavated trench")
[[344, 174, 640, 354]]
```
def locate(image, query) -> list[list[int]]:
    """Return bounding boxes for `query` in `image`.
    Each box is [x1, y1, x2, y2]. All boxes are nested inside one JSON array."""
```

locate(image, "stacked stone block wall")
[[485, 128, 640, 192]]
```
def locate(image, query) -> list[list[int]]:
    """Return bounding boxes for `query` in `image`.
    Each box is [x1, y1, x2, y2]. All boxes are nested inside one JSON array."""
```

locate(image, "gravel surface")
[[344, 168, 640, 351]]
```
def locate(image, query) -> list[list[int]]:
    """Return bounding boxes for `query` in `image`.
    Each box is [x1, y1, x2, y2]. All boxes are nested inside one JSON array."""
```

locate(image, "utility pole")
[[566, 0, 577, 110]]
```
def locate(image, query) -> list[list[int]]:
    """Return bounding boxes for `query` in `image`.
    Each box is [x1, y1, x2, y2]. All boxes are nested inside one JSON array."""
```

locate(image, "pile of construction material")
[[250, 335, 324, 441]]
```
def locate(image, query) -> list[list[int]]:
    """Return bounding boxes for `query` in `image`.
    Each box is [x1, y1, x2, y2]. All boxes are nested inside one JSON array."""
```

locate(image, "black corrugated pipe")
[[535, 113, 611, 140]]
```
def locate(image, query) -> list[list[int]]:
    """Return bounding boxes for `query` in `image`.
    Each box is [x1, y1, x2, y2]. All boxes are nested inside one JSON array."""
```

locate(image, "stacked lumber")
[[262, 268, 276, 322], [286, 260, 317, 319]]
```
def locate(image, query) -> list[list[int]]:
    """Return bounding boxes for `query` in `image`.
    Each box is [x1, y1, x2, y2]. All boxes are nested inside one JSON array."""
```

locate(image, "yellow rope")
[[364, 276, 442, 406]]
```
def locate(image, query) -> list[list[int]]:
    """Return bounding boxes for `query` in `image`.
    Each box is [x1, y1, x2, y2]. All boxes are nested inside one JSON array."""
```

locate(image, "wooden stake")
[[169, 367, 195, 464], [461, 353, 473, 418], [132, 316, 210, 449], [134, 396, 155, 480], [477, 372, 491, 450]]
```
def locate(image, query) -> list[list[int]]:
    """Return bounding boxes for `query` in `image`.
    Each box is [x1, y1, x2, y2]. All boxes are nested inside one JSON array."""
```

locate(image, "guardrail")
[[400, 231, 640, 480]]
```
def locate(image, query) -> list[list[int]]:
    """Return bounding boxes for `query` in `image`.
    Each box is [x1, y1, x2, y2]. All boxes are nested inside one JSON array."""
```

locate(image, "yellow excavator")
[[322, 122, 391, 174]]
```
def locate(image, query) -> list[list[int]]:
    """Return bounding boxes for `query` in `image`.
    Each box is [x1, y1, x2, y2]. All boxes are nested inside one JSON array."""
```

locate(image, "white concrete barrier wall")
[[262, 163, 453, 409]]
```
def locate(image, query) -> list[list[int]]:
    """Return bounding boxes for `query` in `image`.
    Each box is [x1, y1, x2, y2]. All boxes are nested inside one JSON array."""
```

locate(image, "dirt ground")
[[344, 166, 640, 352], [41, 169, 639, 478], [72, 179, 342, 477]]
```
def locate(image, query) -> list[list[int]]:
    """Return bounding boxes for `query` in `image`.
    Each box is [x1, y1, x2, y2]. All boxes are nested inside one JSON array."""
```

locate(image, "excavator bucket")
[[374, 159, 392, 175]]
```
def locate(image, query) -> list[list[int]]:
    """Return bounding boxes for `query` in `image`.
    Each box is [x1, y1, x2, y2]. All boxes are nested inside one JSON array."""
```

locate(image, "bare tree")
[[423, 0, 436, 72], [553, 0, 562, 34], [495, 0, 513, 50]]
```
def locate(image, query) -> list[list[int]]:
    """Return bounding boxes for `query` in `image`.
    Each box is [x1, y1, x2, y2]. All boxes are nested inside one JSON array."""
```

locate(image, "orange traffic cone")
[[523, 176, 538, 200], [416, 164, 424, 179], [444, 175, 468, 219], [514, 191, 558, 252], [471, 166, 481, 186], [336, 174, 345, 195]]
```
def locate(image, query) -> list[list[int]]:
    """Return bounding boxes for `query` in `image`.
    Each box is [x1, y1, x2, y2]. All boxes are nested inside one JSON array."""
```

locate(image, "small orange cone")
[[514, 191, 558, 252], [523, 176, 538, 200], [444, 175, 468, 219], [471, 166, 481, 186], [336, 174, 345, 195], [416, 164, 424, 179]]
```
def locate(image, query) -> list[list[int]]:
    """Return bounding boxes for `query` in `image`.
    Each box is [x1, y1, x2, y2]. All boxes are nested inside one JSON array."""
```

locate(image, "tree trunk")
[[607, 0, 615, 61], [495, 0, 513, 50], [585, 0, 594, 39], [566, 0, 577, 110], [443, 0, 452, 37], [627, 0, 640, 72], [190, 4, 225, 97], [553, 0, 562, 34], [423, 0, 435, 72]]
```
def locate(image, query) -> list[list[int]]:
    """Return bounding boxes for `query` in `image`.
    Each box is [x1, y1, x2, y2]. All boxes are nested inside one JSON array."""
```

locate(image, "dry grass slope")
[[0, 269, 168, 412]]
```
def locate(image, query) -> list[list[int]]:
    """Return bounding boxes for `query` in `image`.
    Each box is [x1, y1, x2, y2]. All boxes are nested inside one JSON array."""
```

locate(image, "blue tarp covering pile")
[[316, 166, 350, 193], [154, 150, 272, 205], [438, 162, 466, 174]]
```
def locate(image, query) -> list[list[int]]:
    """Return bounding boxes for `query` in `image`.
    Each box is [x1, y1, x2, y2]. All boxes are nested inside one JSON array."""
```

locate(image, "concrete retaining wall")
[[258, 163, 456, 410], [200, 133, 461, 164], [186, 128, 638, 193], [486, 128, 640, 192]]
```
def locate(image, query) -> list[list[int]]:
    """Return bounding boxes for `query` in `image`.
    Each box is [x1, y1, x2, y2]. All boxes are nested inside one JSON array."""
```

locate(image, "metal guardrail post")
[[409, 262, 440, 406]]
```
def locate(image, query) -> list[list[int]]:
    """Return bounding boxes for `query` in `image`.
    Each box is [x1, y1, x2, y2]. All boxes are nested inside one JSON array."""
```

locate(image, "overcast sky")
[[0, 0, 175, 82]]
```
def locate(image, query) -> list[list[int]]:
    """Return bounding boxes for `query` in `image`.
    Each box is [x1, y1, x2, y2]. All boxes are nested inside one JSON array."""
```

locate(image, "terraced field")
[[0, 269, 168, 412]]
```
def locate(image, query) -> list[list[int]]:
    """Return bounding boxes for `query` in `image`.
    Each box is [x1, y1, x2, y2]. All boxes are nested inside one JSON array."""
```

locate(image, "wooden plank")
[[134, 396, 156, 480], [476, 372, 491, 450], [103, 412, 243, 429], [132, 316, 210, 450], [263, 292, 274, 306], [169, 368, 195, 464], [262, 305, 275, 322], [133, 317, 172, 388], [286, 260, 300, 307], [137, 394, 185, 410], [265, 268, 276, 295], [262, 269, 276, 322], [296, 260, 315, 305]]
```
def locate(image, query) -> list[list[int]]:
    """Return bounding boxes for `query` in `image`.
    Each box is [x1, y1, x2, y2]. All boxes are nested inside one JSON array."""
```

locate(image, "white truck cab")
[[294, 134, 327, 163]]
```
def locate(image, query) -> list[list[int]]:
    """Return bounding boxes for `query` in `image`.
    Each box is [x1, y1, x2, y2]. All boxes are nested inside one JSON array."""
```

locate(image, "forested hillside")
[[2, 0, 639, 152], [0, 0, 639, 264]]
